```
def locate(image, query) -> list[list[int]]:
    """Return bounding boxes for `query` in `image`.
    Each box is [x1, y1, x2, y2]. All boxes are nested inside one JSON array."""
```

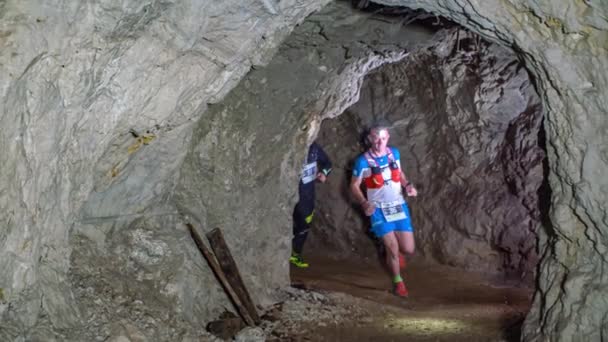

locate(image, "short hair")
[[368, 119, 391, 133], [364, 119, 391, 146]]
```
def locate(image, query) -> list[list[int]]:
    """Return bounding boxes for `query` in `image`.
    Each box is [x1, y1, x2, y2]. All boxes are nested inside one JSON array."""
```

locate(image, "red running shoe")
[[393, 281, 409, 297], [399, 253, 407, 270]]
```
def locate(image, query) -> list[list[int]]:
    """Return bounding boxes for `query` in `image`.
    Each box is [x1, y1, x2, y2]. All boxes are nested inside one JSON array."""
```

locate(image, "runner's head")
[[368, 120, 391, 152]]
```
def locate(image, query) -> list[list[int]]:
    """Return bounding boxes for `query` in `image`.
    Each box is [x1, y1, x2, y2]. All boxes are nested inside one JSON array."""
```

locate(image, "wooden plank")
[[186, 223, 255, 326], [206, 228, 261, 324]]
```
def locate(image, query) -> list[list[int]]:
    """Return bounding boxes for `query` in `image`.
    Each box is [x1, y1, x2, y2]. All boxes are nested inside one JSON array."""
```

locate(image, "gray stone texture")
[[0, 0, 332, 340], [0, 0, 606, 340], [311, 29, 544, 283]]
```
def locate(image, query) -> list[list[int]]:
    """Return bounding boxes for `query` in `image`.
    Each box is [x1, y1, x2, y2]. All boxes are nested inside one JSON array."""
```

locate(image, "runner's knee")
[[403, 245, 415, 254], [396, 234, 415, 254]]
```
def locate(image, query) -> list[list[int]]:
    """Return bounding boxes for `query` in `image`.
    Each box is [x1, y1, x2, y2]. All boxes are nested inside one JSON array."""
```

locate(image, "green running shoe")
[[289, 253, 309, 268]]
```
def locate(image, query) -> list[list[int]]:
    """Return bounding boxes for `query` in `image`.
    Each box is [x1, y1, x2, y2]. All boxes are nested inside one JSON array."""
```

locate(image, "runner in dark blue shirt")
[[291, 142, 332, 268]]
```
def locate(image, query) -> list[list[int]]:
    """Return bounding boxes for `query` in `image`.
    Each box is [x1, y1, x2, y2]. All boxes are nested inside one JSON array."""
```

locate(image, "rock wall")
[[0, 0, 330, 340], [371, 1, 608, 339]]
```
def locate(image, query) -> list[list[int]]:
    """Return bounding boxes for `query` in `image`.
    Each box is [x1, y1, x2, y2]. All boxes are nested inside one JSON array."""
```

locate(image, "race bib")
[[381, 203, 406, 222], [301, 162, 317, 184]]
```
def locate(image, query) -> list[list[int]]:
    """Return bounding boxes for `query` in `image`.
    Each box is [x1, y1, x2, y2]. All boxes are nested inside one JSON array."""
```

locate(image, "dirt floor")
[[287, 255, 532, 342]]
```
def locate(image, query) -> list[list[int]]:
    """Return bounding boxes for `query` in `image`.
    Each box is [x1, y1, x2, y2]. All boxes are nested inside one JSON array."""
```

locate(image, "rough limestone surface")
[[310, 29, 544, 282], [0, 0, 606, 340], [0, 0, 332, 340], [370, 0, 608, 340]]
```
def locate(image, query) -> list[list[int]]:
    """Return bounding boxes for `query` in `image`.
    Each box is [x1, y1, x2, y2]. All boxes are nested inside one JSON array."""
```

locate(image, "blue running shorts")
[[370, 203, 413, 237]]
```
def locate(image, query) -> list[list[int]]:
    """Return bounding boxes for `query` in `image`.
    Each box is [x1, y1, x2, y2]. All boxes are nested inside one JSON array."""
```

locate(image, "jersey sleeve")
[[390, 147, 403, 169], [352, 155, 368, 178], [390, 147, 401, 161]]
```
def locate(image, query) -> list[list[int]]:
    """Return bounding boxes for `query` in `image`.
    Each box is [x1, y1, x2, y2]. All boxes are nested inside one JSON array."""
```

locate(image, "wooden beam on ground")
[[186, 223, 255, 326], [206, 228, 261, 324]]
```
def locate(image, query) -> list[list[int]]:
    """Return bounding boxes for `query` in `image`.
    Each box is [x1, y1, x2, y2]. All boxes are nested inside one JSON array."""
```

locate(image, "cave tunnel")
[[285, 3, 545, 340], [1, 0, 606, 341]]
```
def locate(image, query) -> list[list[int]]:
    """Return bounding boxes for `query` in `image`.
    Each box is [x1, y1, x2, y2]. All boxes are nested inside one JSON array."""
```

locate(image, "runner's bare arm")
[[350, 176, 376, 215], [400, 170, 410, 188], [400, 170, 418, 197], [350, 176, 366, 205]]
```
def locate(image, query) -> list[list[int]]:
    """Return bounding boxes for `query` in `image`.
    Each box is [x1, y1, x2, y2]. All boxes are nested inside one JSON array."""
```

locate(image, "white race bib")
[[301, 162, 317, 184], [380, 203, 406, 222]]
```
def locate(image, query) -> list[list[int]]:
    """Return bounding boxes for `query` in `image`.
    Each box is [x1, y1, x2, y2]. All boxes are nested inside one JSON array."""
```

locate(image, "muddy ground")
[[282, 255, 532, 342], [206, 254, 532, 341]]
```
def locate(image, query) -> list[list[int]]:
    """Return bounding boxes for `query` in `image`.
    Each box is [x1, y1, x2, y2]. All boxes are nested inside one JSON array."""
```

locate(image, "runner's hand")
[[362, 201, 375, 216], [406, 184, 418, 197], [316, 173, 327, 183]]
